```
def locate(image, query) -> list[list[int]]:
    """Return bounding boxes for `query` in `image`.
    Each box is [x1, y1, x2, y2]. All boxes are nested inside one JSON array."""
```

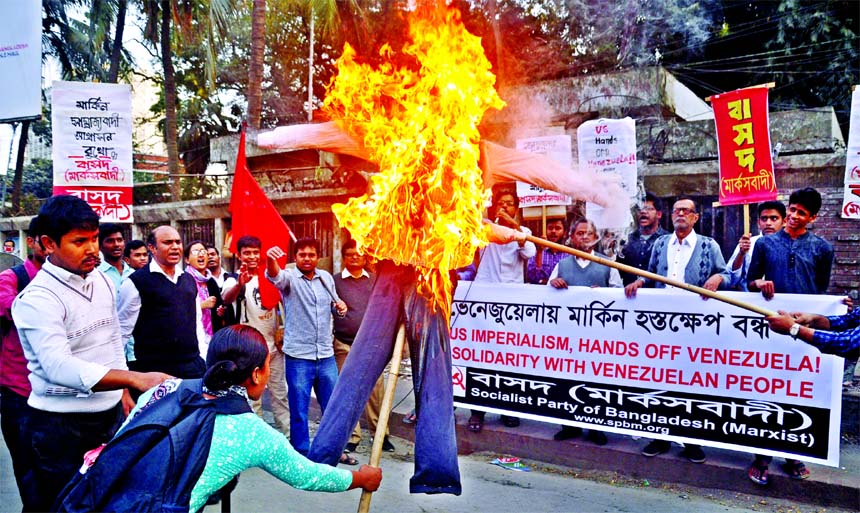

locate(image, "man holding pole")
[[724, 201, 785, 290], [526, 217, 568, 285], [624, 196, 730, 463]]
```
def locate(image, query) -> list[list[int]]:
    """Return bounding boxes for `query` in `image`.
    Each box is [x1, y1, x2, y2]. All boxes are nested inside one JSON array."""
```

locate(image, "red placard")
[[711, 87, 777, 206], [53, 185, 134, 222]]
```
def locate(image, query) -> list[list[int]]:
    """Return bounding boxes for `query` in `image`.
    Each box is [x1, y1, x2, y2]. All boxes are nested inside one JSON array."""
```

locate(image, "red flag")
[[229, 129, 291, 309]]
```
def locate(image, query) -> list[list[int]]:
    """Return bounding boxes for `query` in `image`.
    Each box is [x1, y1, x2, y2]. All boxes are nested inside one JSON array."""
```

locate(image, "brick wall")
[[814, 186, 859, 298]]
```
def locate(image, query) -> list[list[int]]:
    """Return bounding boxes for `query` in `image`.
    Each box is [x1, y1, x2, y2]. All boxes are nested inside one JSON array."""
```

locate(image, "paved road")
[[2, 429, 848, 513]]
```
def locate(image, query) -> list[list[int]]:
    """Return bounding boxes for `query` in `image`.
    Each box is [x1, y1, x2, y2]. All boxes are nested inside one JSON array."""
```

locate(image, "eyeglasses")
[[640, 206, 657, 212], [671, 208, 696, 216], [192, 248, 208, 256]]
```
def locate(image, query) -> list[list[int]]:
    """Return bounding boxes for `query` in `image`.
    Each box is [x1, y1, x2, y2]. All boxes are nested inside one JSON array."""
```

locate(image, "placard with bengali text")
[[52, 81, 134, 223]]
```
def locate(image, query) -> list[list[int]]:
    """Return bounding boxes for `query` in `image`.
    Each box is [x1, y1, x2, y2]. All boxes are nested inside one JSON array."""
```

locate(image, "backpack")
[[0, 263, 31, 339], [54, 379, 251, 513]]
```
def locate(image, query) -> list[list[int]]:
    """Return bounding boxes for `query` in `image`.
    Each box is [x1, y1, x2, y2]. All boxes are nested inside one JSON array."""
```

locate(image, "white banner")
[[0, 0, 42, 122], [450, 283, 844, 466], [577, 118, 637, 228], [842, 88, 860, 219], [514, 135, 572, 207], [52, 81, 134, 223]]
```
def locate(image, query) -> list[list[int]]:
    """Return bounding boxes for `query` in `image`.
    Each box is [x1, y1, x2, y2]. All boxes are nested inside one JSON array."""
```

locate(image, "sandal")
[[467, 414, 484, 433], [782, 460, 810, 480], [339, 451, 359, 466], [748, 460, 769, 486], [402, 410, 417, 425]]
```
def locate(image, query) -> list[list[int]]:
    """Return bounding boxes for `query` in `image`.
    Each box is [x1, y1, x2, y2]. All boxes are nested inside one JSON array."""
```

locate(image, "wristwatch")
[[789, 323, 802, 339]]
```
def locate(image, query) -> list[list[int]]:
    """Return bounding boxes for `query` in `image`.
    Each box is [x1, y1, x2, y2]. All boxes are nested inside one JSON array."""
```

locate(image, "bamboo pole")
[[522, 234, 778, 317], [357, 324, 407, 513]]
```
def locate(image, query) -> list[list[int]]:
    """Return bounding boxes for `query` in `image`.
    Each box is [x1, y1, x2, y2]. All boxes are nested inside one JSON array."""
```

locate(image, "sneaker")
[[344, 442, 358, 453], [587, 430, 608, 446], [381, 437, 396, 453], [553, 426, 582, 441], [682, 445, 706, 464], [641, 440, 671, 457]]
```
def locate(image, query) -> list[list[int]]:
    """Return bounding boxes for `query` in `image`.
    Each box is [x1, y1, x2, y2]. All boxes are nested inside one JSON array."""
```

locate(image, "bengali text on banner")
[[450, 283, 844, 466]]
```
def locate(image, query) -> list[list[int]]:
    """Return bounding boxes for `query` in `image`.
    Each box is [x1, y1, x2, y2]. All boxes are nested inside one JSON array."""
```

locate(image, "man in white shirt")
[[548, 218, 623, 290], [724, 201, 785, 290], [471, 189, 536, 432], [13, 196, 169, 511], [624, 196, 729, 464]]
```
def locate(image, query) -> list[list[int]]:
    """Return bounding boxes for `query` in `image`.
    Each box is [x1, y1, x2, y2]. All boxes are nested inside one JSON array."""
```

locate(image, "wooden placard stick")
[[357, 324, 407, 513]]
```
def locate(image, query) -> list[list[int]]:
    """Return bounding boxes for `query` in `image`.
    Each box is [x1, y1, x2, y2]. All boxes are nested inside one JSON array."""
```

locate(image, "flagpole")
[[517, 232, 777, 317], [357, 324, 406, 513]]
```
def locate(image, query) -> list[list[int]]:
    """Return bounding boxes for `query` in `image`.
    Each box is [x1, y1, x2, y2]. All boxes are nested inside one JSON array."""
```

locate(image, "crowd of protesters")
[[468, 184, 856, 487], [0, 184, 857, 509]]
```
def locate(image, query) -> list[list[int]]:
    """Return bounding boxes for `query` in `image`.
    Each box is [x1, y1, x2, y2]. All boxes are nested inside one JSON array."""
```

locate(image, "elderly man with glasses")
[[624, 196, 730, 464]]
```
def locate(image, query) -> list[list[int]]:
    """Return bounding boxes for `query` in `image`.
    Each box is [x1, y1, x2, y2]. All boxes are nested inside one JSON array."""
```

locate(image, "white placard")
[[841, 88, 860, 219], [0, 1, 42, 122], [52, 81, 134, 222], [451, 283, 844, 466], [514, 135, 572, 207], [578, 118, 637, 228]]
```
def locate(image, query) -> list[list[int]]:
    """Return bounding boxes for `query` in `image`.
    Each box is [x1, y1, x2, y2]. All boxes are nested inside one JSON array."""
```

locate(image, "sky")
[[1, 4, 155, 177]]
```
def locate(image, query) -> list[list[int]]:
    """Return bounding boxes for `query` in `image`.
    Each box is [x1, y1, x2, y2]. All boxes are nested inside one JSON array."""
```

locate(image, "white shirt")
[[726, 234, 762, 291], [666, 230, 697, 290], [341, 268, 370, 279], [118, 259, 204, 346], [546, 251, 623, 287], [12, 259, 126, 412], [475, 227, 536, 283], [210, 267, 229, 289]]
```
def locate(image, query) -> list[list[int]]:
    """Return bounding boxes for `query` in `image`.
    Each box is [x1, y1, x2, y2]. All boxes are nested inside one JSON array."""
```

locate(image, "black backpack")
[[54, 379, 251, 513]]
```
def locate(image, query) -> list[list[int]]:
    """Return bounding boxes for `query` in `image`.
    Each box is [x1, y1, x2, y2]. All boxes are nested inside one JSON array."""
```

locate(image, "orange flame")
[[328, 7, 504, 318]]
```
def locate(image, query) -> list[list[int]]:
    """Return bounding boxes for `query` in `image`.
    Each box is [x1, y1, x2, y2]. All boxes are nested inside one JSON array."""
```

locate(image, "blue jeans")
[[284, 354, 338, 455], [1, 387, 38, 511], [308, 262, 462, 495]]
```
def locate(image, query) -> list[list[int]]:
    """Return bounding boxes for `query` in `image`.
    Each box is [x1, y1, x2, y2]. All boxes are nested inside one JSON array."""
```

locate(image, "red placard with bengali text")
[[53, 185, 134, 222], [711, 87, 777, 206]]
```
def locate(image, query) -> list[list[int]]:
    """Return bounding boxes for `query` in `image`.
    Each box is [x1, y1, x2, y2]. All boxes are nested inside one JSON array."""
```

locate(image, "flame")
[[328, 6, 504, 318]]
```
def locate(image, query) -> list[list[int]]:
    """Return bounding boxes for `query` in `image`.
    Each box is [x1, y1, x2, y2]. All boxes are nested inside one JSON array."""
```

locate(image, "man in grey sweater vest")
[[548, 218, 620, 444]]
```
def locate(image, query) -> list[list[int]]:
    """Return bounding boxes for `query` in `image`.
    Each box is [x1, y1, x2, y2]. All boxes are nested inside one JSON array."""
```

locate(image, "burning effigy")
[[258, 4, 627, 496]]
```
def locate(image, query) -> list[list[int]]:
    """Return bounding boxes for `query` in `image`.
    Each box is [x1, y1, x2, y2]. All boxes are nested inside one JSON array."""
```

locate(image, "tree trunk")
[[161, 0, 181, 200], [108, 0, 128, 82], [247, 0, 266, 129], [11, 120, 30, 214]]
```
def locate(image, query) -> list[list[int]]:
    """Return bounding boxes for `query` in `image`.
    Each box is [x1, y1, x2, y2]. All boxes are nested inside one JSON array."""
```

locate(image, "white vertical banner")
[[514, 135, 573, 207], [52, 81, 134, 223], [0, 0, 42, 122], [577, 118, 637, 228], [841, 88, 860, 219]]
